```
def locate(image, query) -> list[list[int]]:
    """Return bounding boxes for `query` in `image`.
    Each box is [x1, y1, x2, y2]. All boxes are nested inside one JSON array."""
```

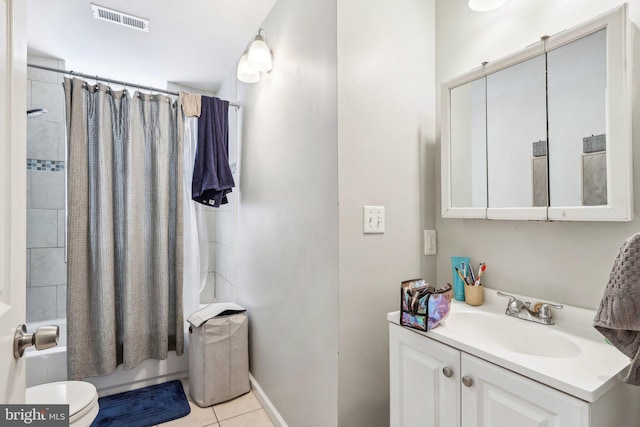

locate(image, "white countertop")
[[388, 287, 631, 402]]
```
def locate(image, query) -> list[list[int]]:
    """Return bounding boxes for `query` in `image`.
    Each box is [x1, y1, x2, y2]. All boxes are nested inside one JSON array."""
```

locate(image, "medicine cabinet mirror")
[[441, 5, 632, 221]]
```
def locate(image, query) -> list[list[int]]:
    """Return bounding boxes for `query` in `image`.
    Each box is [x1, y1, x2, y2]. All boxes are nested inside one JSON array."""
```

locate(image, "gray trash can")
[[187, 302, 249, 407]]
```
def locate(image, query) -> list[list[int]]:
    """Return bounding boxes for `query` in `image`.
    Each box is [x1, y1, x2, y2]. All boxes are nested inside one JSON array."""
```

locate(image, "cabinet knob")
[[442, 367, 453, 377], [462, 375, 473, 387]]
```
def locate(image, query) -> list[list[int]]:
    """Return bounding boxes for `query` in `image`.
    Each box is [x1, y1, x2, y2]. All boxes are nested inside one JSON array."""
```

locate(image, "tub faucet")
[[497, 292, 563, 325]]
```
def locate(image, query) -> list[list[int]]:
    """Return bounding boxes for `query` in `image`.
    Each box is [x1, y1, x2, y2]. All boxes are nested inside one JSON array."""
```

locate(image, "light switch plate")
[[363, 206, 385, 234], [424, 230, 436, 255]]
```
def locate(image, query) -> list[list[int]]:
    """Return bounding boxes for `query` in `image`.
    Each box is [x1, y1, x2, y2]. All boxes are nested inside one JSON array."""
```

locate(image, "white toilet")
[[26, 381, 99, 427]]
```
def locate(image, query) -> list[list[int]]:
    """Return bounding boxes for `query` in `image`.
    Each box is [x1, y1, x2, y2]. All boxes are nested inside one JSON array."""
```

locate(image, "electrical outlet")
[[363, 206, 385, 234], [424, 230, 436, 255]]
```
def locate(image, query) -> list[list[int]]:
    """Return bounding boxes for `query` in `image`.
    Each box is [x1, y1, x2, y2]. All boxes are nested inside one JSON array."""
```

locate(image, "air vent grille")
[[91, 4, 149, 32]]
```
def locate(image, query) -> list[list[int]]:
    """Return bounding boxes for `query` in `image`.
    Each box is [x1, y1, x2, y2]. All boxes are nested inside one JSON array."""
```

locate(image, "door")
[[461, 353, 589, 427], [389, 323, 460, 427], [0, 0, 28, 404]]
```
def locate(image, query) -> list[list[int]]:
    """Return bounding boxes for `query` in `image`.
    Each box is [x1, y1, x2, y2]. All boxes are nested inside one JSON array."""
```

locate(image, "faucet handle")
[[497, 291, 518, 306], [536, 302, 563, 319], [497, 292, 523, 315]]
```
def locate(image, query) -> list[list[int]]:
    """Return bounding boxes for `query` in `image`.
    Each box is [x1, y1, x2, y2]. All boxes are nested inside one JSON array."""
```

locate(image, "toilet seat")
[[26, 381, 99, 427]]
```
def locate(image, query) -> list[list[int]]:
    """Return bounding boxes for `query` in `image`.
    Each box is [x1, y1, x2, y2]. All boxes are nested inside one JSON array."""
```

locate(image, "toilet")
[[26, 381, 99, 427]]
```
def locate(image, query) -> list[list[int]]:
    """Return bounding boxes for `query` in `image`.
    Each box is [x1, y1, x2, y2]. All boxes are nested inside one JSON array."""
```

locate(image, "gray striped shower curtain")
[[64, 77, 184, 380]]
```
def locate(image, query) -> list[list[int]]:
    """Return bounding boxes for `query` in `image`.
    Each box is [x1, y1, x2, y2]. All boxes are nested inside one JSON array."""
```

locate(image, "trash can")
[[187, 302, 249, 407]]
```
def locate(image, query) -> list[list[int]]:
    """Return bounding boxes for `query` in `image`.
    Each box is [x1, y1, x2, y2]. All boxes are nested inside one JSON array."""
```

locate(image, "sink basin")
[[389, 288, 634, 402], [443, 311, 582, 358]]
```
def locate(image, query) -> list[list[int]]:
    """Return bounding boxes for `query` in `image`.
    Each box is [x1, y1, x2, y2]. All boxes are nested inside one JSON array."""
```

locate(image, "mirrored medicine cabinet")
[[441, 5, 632, 221]]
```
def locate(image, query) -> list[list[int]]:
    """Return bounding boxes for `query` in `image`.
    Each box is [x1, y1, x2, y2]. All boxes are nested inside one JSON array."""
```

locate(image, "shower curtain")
[[182, 115, 209, 323], [65, 77, 184, 380]]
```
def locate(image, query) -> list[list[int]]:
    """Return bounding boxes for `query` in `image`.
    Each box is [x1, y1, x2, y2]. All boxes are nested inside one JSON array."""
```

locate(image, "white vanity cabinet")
[[390, 322, 460, 427], [390, 323, 589, 427], [460, 352, 588, 427]]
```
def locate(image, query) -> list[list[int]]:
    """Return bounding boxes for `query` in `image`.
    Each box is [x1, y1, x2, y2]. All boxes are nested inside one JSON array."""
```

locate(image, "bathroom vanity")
[[388, 289, 640, 427]]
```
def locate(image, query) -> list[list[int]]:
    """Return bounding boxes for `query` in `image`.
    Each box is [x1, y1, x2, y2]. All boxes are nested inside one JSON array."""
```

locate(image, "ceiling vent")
[[91, 4, 149, 32]]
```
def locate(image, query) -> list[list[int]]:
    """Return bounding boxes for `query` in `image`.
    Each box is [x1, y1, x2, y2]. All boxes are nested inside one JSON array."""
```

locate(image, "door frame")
[[0, 0, 28, 404]]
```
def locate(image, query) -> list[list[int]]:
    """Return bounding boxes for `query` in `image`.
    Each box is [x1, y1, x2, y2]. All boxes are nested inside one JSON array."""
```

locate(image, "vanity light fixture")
[[237, 48, 261, 83], [247, 29, 273, 72], [468, 0, 508, 12], [237, 29, 274, 83]]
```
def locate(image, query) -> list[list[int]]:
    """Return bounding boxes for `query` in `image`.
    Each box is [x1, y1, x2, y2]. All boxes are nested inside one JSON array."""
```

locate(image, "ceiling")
[[26, 0, 278, 93]]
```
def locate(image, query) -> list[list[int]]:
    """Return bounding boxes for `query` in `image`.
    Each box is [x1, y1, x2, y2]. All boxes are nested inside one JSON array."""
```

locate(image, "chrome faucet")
[[497, 292, 563, 325]]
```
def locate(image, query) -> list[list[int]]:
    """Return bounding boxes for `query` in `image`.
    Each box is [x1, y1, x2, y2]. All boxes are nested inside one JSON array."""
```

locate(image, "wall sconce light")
[[237, 28, 273, 83], [237, 49, 261, 83], [468, 0, 507, 12], [248, 29, 273, 72]]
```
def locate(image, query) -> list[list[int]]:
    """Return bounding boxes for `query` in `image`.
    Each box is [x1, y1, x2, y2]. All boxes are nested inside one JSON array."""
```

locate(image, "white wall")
[[237, 0, 435, 424], [337, 1, 435, 425], [236, 0, 340, 425], [434, 0, 640, 309]]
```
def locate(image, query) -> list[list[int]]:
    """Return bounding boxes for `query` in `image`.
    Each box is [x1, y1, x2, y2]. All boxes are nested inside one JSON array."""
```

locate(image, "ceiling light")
[[237, 50, 260, 83], [468, 0, 508, 12], [247, 29, 273, 72]]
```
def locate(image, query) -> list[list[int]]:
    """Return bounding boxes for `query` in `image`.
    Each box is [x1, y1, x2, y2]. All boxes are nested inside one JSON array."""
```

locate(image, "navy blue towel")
[[192, 96, 235, 207]]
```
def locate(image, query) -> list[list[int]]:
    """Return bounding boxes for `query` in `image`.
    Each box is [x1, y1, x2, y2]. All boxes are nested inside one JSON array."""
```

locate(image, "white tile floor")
[[154, 379, 275, 427]]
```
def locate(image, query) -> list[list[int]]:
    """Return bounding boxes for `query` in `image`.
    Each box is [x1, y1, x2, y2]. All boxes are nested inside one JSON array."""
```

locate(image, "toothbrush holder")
[[464, 283, 484, 306]]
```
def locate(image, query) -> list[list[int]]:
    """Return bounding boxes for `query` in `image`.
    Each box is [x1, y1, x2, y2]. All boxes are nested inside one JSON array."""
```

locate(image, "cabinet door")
[[461, 354, 589, 427], [389, 323, 461, 427]]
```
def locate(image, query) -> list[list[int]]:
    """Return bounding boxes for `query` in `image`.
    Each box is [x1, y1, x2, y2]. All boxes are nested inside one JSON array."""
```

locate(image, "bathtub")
[[26, 319, 68, 387], [26, 319, 189, 397]]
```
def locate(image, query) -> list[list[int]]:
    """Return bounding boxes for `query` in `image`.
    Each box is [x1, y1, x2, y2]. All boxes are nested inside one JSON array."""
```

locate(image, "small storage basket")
[[400, 279, 452, 332]]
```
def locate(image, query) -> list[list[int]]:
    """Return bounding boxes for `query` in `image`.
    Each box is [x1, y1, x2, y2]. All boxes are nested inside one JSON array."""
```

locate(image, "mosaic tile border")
[[27, 159, 65, 172]]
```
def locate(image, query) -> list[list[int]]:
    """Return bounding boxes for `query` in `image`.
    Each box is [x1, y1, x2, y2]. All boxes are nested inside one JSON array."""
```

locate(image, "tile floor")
[[155, 379, 275, 427]]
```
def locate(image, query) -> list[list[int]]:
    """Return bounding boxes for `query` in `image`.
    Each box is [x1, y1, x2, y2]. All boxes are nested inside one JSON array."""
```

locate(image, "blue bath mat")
[[91, 380, 191, 427]]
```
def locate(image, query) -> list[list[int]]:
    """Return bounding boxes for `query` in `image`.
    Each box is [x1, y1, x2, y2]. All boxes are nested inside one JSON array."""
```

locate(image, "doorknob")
[[442, 367, 453, 377], [462, 375, 473, 387], [13, 324, 59, 359]]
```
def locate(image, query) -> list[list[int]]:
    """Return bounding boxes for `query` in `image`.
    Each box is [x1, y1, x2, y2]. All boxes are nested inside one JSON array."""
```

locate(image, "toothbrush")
[[455, 267, 472, 286], [474, 263, 486, 286]]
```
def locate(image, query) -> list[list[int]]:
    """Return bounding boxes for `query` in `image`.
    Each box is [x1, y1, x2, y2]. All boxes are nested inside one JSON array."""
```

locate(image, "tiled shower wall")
[[26, 55, 67, 322], [166, 81, 238, 305], [200, 177, 238, 303], [200, 102, 238, 304]]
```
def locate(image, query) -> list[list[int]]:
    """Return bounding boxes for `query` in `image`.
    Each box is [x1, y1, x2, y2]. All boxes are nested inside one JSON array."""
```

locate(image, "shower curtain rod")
[[27, 63, 240, 109]]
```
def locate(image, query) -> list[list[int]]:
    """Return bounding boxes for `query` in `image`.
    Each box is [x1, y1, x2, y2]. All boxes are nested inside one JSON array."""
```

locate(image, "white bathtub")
[[26, 319, 68, 387], [26, 319, 189, 396]]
